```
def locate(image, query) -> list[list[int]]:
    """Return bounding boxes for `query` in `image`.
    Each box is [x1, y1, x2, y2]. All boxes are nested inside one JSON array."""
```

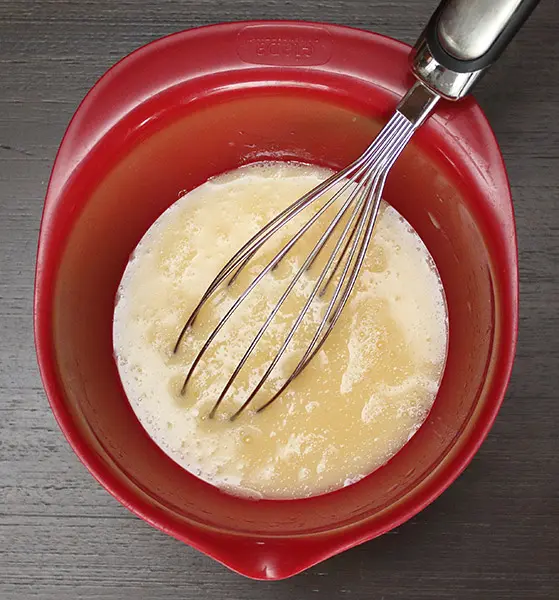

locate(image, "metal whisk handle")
[[412, 0, 540, 100]]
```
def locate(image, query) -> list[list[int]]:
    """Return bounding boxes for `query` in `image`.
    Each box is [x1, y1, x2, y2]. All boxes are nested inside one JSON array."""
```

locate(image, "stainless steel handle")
[[411, 0, 539, 100], [438, 0, 524, 61]]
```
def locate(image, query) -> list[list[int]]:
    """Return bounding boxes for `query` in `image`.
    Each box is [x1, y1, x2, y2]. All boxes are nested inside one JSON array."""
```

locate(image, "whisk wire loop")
[[175, 83, 435, 419]]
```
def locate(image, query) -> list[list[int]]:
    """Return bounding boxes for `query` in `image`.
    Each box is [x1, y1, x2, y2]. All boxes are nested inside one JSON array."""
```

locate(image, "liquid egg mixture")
[[113, 162, 448, 499]]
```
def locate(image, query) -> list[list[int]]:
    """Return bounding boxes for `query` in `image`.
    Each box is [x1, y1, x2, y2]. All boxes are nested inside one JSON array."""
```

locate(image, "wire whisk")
[[173, 0, 540, 419], [174, 83, 438, 420]]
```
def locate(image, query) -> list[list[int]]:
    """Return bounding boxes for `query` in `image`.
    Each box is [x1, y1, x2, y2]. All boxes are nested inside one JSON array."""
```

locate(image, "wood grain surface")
[[1, 1, 557, 598]]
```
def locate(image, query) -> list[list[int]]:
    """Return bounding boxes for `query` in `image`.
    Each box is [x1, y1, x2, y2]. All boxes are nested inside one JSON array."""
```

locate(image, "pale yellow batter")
[[113, 162, 448, 499]]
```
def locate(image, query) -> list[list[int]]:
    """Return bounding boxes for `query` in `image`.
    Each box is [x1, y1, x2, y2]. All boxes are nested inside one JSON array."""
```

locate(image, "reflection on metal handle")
[[438, 0, 523, 61]]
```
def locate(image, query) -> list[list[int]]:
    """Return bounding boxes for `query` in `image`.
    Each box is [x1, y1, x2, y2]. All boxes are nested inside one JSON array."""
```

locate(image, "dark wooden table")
[[1, 1, 557, 598]]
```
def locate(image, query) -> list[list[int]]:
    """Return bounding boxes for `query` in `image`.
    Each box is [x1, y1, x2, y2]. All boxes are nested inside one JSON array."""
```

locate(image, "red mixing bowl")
[[34, 21, 518, 580]]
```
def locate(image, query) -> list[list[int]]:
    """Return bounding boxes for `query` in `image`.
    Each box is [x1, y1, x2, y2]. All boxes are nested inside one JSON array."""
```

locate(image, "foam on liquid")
[[113, 162, 448, 499]]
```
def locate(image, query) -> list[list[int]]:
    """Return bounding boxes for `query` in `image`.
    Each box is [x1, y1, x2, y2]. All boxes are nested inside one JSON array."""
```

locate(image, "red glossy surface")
[[34, 22, 518, 580]]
